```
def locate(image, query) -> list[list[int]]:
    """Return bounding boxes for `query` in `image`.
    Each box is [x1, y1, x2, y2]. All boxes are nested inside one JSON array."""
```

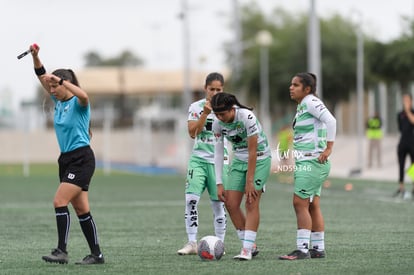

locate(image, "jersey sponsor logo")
[[205, 120, 213, 131], [199, 137, 214, 143], [249, 125, 257, 132], [315, 103, 326, 112], [188, 199, 198, 227], [294, 136, 303, 142], [229, 135, 243, 143]]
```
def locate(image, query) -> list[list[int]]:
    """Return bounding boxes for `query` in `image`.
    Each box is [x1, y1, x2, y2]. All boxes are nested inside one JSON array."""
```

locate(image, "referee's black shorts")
[[58, 145, 95, 191]]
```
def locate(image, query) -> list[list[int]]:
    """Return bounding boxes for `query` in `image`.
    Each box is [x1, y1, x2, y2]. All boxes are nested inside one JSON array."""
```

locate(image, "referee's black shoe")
[[75, 254, 105, 265], [42, 248, 68, 264], [392, 189, 404, 198]]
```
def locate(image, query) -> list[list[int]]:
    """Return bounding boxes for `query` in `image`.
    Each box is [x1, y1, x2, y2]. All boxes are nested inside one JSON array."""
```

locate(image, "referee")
[[29, 44, 104, 265]]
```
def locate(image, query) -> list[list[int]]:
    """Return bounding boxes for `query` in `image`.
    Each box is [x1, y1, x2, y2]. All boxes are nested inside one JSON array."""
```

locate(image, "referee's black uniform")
[[397, 108, 414, 183]]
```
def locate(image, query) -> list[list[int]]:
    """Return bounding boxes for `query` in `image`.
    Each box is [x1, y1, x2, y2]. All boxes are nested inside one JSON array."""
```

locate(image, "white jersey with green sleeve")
[[188, 98, 229, 164], [293, 94, 336, 161], [212, 107, 271, 162]]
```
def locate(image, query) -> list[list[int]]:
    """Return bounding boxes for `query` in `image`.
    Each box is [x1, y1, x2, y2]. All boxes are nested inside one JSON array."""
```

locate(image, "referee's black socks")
[[78, 212, 102, 256], [55, 206, 70, 253]]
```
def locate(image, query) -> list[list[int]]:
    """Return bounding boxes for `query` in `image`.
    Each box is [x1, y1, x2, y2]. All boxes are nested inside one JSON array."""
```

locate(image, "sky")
[[0, 0, 412, 112]]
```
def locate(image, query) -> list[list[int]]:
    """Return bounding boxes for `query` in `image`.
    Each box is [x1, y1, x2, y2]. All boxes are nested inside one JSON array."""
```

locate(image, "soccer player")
[[279, 72, 336, 260], [177, 73, 228, 255], [212, 92, 271, 261], [29, 44, 104, 264]]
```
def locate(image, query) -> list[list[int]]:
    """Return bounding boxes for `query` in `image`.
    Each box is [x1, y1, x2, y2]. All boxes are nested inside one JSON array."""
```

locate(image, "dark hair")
[[402, 93, 412, 100], [295, 72, 317, 94], [52, 69, 80, 87], [211, 92, 253, 113], [205, 72, 224, 87]]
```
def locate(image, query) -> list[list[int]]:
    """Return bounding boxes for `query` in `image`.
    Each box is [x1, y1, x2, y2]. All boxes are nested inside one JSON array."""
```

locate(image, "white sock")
[[237, 229, 245, 245], [296, 229, 311, 253], [243, 230, 256, 251], [210, 200, 226, 242], [311, 231, 325, 251], [184, 194, 200, 242]]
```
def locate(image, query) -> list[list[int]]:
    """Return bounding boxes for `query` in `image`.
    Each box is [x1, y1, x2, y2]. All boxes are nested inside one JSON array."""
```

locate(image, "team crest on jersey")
[[236, 124, 244, 133], [296, 104, 306, 115]]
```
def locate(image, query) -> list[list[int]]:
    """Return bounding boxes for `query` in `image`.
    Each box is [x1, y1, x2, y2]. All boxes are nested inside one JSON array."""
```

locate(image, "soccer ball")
[[198, 235, 225, 261]]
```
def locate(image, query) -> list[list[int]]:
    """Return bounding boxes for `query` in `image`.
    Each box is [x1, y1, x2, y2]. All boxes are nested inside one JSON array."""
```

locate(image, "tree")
[[372, 21, 414, 93], [83, 50, 143, 67], [226, 4, 373, 123]]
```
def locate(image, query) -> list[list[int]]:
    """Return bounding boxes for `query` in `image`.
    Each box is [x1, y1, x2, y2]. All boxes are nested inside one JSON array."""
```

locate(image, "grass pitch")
[[0, 164, 413, 275]]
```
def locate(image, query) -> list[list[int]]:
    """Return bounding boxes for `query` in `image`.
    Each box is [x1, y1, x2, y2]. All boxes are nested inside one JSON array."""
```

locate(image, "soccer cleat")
[[309, 249, 325, 258], [233, 248, 252, 261], [392, 189, 404, 198], [252, 243, 259, 257], [279, 250, 310, 260], [42, 248, 68, 264], [177, 241, 197, 255], [75, 254, 105, 265]]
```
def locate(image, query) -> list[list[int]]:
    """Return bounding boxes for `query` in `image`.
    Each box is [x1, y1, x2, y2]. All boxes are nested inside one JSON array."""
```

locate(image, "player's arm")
[[213, 121, 226, 202], [188, 113, 208, 139], [318, 110, 336, 163], [188, 100, 212, 138], [30, 44, 50, 93], [403, 99, 414, 124], [61, 77, 89, 107], [246, 134, 258, 203]]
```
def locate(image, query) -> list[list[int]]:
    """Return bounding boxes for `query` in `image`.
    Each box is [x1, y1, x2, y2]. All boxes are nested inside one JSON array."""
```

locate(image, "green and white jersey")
[[188, 98, 228, 164], [293, 94, 334, 161], [213, 107, 271, 162]]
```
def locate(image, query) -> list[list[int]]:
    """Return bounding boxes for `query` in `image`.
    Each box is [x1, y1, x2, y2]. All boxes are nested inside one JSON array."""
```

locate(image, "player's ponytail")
[[211, 92, 253, 113]]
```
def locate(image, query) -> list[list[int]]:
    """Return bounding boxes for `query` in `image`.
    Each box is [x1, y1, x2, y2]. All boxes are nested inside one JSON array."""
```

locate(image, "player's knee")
[[224, 201, 239, 213], [53, 197, 68, 208]]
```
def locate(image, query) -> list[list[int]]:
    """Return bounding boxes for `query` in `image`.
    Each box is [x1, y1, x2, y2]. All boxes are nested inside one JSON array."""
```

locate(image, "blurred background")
[[1, 0, 413, 180]]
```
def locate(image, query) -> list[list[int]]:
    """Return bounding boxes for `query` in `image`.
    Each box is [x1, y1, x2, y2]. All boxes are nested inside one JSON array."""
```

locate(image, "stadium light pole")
[[181, 0, 191, 111], [256, 30, 273, 143], [180, 0, 192, 168], [231, 0, 243, 87], [349, 9, 364, 176], [21, 101, 31, 177], [308, 0, 322, 99], [103, 103, 114, 176], [356, 13, 364, 174]]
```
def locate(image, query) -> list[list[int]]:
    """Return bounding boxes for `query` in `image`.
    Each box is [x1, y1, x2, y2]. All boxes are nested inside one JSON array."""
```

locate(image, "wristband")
[[34, 66, 46, 76]]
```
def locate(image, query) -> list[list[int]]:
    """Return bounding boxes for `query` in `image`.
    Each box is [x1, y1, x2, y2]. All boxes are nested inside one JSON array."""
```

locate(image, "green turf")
[[0, 164, 413, 275]]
